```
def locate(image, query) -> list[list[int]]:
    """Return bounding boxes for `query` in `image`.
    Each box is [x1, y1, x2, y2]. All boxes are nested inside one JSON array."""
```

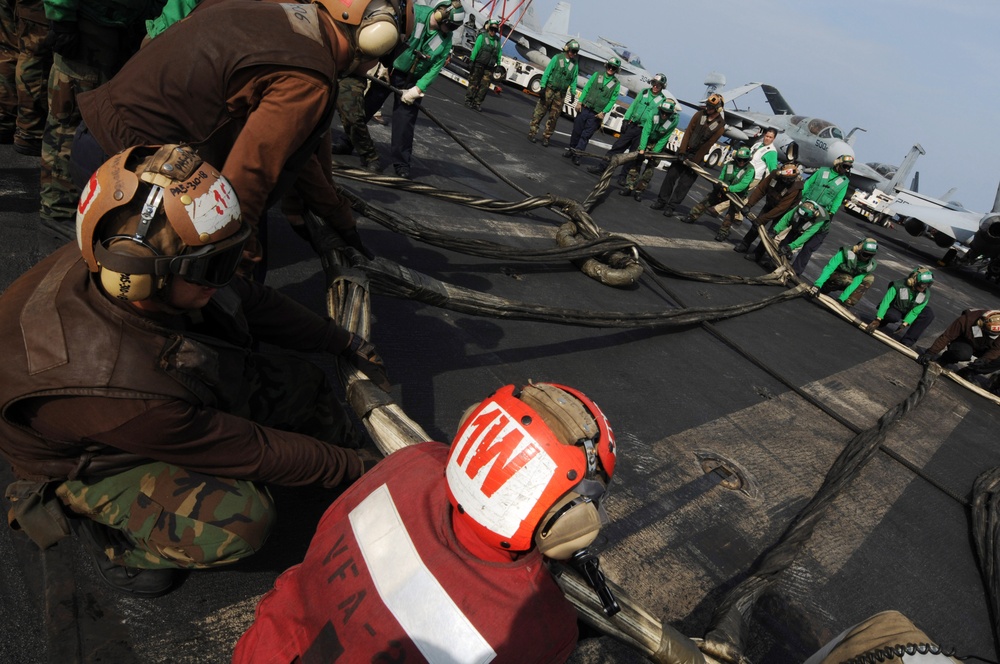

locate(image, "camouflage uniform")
[[39, 0, 151, 229], [528, 51, 577, 144], [464, 28, 500, 110], [13, 0, 51, 151], [56, 352, 358, 570], [334, 73, 379, 168], [624, 159, 657, 193]]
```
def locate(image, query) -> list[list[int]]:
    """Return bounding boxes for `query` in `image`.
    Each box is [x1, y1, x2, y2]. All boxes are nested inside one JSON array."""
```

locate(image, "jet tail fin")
[[760, 84, 794, 115], [541, 1, 571, 35], [910, 172, 919, 192], [993, 181, 1000, 214], [886, 144, 925, 193]]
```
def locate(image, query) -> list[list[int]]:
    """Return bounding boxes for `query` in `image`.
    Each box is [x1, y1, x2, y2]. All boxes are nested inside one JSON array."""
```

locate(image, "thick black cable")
[[972, 467, 1000, 653], [702, 365, 941, 658]]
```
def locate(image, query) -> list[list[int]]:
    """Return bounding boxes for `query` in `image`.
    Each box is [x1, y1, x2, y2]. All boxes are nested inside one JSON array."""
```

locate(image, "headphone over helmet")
[[77, 145, 248, 302], [705, 93, 724, 111], [659, 99, 677, 116], [856, 237, 878, 259], [651, 73, 667, 88], [833, 153, 855, 172], [606, 56, 622, 71], [796, 199, 823, 221], [734, 146, 752, 162], [907, 266, 934, 288], [446, 383, 616, 560], [775, 163, 801, 179], [564, 39, 580, 54], [981, 310, 1000, 335], [430, 0, 465, 32], [313, 0, 414, 58]]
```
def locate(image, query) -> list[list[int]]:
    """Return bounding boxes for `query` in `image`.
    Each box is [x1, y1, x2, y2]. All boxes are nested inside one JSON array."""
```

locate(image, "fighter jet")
[[695, 83, 889, 190], [464, 0, 665, 98], [891, 182, 1000, 279]]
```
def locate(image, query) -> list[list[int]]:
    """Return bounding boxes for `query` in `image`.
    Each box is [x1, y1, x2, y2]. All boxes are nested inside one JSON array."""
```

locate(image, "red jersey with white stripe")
[[234, 442, 578, 664]]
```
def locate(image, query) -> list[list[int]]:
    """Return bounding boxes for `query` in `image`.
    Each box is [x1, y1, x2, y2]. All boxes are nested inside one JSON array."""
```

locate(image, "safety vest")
[[581, 72, 618, 111], [543, 53, 578, 91], [804, 168, 849, 213], [472, 32, 500, 65], [749, 142, 777, 178], [888, 281, 929, 313], [233, 443, 580, 664], [624, 87, 666, 125], [720, 162, 754, 190], [394, 4, 453, 82], [839, 249, 876, 275]]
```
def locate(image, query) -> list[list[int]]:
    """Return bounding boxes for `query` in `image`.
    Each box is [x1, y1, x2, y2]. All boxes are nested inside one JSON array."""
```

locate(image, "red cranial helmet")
[[446, 383, 616, 559]]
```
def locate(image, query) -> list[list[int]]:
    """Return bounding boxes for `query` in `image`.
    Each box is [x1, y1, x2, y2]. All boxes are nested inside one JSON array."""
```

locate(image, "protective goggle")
[[858, 251, 875, 260], [439, 7, 464, 31], [96, 223, 251, 289], [606, 63, 620, 71]]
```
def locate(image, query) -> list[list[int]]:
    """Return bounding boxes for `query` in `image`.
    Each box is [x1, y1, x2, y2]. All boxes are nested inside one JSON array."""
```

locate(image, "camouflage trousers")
[[624, 159, 657, 193], [13, 6, 50, 144], [820, 272, 874, 307], [464, 62, 492, 107], [40, 20, 126, 223], [687, 189, 733, 223], [336, 74, 378, 165], [56, 352, 358, 570], [0, 0, 14, 135], [528, 86, 565, 139]]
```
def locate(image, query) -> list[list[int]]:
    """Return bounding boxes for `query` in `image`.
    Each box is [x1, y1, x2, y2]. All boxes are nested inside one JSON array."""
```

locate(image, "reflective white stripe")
[[350, 485, 497, 664]]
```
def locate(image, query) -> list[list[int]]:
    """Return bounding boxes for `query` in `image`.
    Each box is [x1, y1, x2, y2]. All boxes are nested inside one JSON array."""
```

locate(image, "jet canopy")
[[790, 116, 845, 141]]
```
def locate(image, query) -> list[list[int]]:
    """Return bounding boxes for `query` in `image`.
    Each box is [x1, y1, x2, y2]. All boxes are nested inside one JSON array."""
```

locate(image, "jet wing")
[[890, 192, 983, 245]]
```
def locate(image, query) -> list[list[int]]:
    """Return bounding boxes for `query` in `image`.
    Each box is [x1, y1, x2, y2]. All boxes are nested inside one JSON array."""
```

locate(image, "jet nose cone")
[[829, 141, 854, 167]]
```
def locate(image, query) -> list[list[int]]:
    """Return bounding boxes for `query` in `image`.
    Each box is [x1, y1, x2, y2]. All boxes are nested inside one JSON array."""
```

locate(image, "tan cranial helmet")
[[314, 0, 414, 58], [446, 383, 617, 560], [77, 145, 248, 302]]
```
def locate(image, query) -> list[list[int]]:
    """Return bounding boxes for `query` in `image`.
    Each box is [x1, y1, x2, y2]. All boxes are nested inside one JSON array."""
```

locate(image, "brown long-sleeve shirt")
[[78, 0, 355, 233], [927, 309, 1000, 364]]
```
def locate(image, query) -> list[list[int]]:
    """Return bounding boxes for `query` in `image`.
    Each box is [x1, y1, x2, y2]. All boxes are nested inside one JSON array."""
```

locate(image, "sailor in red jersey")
[[234, 382, 618, 663]]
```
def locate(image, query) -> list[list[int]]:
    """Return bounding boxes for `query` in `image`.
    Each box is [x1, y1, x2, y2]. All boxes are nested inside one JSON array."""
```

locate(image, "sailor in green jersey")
[[773, 153, 853, 274], [618, 99, 679, 202], [363, 0, 465, 178], [865, 266, 936, 347], [812, 238, 878, 306], [683, 145, 754, 227], [464, 18, 501, 111], [588, 72, 667, 185], [528, 39, 579, 146], [564, 55, 620, 165]]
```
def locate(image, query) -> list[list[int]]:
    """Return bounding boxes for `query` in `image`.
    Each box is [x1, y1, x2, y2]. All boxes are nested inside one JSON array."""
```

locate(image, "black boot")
[[650, 199, 666, 210], [72, 518, 177, 598], [734, 241, 750, 253]]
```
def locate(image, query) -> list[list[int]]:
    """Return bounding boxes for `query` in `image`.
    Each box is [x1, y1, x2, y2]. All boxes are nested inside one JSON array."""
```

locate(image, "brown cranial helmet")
[[314, 0, 414, 58], [77, 145, 248, 301]]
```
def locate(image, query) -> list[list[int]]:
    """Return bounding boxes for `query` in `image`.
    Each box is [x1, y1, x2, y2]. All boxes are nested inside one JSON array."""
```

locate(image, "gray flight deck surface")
[[2, 75, 999, 663]]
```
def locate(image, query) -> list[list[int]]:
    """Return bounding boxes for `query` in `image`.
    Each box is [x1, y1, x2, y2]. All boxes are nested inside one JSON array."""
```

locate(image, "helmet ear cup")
[[98, 239, 162, 302], [534, 492, 602, 560], [356, 17, 399, 56]]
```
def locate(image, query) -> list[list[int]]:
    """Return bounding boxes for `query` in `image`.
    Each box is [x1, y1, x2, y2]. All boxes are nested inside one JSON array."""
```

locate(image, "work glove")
[[341, 333, 391, 392], [864, 319, 881, 334], [916, 351, 938, 366], [740, 205, 751, 215], [966, 359, 992, 375], [807, 285, 820, 298], [337, 227, 375, 260], [401, 85, 424, 105], [779, 244, 793, 261], [43, 20, 79, 59]]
